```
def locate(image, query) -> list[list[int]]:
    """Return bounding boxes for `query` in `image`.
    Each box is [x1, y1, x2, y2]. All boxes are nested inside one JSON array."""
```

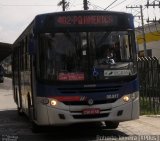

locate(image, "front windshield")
[[37, 31, 136, 81]]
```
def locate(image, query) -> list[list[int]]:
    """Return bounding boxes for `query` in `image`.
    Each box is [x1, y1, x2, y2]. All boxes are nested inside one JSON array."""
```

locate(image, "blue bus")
[[12, 10, 139, 131]]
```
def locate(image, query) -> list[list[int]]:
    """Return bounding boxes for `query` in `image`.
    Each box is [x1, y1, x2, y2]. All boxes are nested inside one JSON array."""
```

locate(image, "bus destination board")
[[55, 15, 117, 26]]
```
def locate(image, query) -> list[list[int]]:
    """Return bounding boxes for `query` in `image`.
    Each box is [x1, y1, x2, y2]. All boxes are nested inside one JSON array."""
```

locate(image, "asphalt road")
[[0, 78, 160, 141]]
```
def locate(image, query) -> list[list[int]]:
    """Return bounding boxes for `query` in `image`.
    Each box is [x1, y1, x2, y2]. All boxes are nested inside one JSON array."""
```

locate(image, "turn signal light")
[[41, 98, 49, 105]]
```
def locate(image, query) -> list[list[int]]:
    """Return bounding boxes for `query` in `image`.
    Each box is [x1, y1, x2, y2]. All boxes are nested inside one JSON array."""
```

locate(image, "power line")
[[69, 0, 76, 9], [146, 0, 160, 23], [0, 4, 58, 7], [146, 0, 160, 8], [104, 0, 141, 11], [108, 0, 127, 10], [126, 5, 147, 57], [104, 0, 118, 10], [89, 3, 104, 10]]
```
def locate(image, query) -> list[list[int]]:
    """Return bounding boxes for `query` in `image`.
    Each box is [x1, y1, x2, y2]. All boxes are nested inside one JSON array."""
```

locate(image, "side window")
[[24, 38, 27, 70], [46, 37, 56, 79], [38, 35, 46, 79], [18, 37, 31, 72], [26, 36, 31, 70], [38, 34, 56, 80], [19, 42, 24, 71]]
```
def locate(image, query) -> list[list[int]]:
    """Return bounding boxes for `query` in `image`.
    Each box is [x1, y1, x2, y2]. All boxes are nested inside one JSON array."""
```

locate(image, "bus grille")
[[58, 86, 121, 94], [58, 86, 120, 105], [63, 99, 117, 105]]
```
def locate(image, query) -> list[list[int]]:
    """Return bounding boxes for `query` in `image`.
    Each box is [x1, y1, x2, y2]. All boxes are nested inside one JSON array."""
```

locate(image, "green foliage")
[[140, 97, 160, 115]]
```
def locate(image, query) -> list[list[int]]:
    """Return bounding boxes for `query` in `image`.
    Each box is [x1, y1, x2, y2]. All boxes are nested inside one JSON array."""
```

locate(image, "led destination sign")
[[55, 15, 117, 26]]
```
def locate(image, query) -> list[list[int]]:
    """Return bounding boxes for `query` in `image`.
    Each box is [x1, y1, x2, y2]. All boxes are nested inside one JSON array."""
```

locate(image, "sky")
[[0, 0, 159, 44]]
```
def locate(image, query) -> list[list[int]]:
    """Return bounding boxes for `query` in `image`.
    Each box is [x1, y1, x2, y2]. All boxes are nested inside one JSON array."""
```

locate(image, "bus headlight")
[[50, 99, 58, 106], [123, 95, 130, 102]]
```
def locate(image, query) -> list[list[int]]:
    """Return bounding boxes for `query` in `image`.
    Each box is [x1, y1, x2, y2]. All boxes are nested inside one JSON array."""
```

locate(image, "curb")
[[144, 115, 160, 118]]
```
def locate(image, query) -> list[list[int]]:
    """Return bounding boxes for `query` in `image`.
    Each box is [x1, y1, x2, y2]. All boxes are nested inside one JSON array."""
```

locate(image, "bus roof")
[[37, 10, 132, 18]]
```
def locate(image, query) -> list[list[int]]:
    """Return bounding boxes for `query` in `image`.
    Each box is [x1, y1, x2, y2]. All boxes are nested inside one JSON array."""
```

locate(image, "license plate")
[[82, 108, 100, 115]]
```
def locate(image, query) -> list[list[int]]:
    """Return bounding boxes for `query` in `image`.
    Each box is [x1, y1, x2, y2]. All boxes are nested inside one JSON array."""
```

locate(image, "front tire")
[[27, 95, 41, 133], [31, 122, 41, 133], [17, 92, 23, 116], [17, 107, 24, 116], [105, 121, 119, 129]]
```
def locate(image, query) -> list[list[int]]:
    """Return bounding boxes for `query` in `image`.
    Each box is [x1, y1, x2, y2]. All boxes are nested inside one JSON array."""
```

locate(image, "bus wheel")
[[104, 121, 119, 129], [17, 92, 23, 116], [31, 122, 41, 133], [27, 95, 33, 121], [17, 107, 23, 116]]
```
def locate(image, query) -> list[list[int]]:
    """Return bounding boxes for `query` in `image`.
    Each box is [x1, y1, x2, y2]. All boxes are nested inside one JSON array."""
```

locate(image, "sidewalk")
[[0, 78, 16, 111], [118, 115, 160, 135], [146, 115, 160, 118]]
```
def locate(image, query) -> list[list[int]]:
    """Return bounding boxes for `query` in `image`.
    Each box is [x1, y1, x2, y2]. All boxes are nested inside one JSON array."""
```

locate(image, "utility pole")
[[57, 0, 69, 11], [147, 18, 160, 23], [83, 0, 89, 10], [146, 0, 160, 23], [62, 0, 65, 11], [146, 0, 160, 8], [126, 5, 147, 57]]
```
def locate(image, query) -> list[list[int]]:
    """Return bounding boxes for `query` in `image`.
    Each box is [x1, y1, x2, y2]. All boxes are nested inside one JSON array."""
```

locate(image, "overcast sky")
[[0, 0, 159, 44]]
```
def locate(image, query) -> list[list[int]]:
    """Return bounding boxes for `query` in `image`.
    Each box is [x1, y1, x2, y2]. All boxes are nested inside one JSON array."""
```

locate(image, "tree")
[[57, 0, 69, 11]]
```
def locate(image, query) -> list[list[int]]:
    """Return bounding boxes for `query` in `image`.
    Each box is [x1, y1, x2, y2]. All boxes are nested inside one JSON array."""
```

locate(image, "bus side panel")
[[34, 98, 50, 125], [132, 92, 139, 119]]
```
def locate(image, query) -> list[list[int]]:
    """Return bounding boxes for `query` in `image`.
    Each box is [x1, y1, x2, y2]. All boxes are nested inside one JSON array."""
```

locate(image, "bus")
[[12, 10, 139, 131]]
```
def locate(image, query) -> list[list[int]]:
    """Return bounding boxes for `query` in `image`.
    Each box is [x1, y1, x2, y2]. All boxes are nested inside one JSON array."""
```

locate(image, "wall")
[[135, 23, 160, 58]]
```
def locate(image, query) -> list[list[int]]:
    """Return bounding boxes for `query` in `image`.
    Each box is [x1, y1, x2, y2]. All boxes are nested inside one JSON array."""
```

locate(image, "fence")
[[137, 57, 160, 115]]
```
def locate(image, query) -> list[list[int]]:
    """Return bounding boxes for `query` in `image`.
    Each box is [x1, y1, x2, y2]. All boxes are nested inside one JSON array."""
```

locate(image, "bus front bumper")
[[35, 94, 139, 126]]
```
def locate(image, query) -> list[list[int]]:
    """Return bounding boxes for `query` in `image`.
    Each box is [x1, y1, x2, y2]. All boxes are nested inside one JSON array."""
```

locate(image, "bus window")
[[94, 31, 133, 64], [38, 33, 84, 81]]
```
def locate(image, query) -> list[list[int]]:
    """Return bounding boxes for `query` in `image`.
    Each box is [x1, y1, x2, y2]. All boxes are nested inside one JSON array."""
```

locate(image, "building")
[[135, 22, 160, 58], [0, 42, 12, 62], [0, 42, 12, 75]]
